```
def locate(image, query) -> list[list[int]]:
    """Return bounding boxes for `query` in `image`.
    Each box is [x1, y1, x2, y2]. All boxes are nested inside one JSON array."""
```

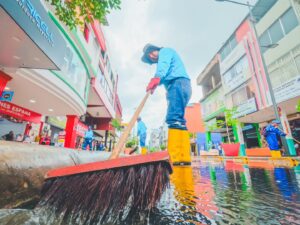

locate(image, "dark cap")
[[141, 43, 161, 64], [271, 120, 280, 124]]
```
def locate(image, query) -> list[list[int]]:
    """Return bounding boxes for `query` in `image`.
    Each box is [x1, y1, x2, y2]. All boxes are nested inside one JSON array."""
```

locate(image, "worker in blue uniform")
[[137, 117, 147, 154], [82, 126, 94, 150], [141, 44, 191, 130], [263, 120, 286, 151], [141, 44, 192, 164]]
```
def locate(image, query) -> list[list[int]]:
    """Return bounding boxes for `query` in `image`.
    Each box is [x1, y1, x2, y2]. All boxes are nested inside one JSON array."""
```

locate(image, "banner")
[[234, 98, 257, 118], [274, 75, 300, 103], [0, 101, 41, 123]]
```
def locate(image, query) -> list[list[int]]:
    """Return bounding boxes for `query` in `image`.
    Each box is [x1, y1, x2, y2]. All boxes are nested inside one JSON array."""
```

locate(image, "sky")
[[103, 0, 257, 132]]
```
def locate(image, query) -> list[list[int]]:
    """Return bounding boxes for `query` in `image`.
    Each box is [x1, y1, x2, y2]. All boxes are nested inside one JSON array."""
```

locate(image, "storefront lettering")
[[75, 123, 88, 137], [0, 101, 41, 123], [0, 102, 11, 110], [11, 106, 31, 116], [16, 0, 54, 46]]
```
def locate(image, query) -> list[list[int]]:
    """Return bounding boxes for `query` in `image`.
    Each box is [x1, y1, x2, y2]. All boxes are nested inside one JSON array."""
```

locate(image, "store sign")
[[274, 75, 300, 103], [16, 0, 54, 46], [0, 101, 41, 123], [242, 124, 253, 131], [0, 91, 14, 102], [0, 0, 66, 69], [233, 98, 257, 118], [47, 116, 66, 129], [75, 121, 88, 137], [57, 131, 65, 147]]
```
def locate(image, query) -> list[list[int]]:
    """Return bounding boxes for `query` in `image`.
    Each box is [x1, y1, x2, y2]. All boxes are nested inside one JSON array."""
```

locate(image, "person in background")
[[98, 141, 105, 151], [2, 131, 14, 141], [93, 141, 99, 151], [16, 133, 24, 142], [291, 124, 300, 155], [137, 117, 147, 151], [263, 120, 286, 152], [82, 126, 94, 150]]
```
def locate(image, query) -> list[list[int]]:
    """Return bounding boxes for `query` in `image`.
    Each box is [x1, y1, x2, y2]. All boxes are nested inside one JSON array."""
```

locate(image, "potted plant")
[[124, 137, 138, 154], [216, 108, 240, 157], [296, 99, 300, 112], [160, 145, 166, 151]]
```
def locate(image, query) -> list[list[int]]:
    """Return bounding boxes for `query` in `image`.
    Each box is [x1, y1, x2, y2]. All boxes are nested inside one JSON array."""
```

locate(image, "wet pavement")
[[1, 158, 300, 224]]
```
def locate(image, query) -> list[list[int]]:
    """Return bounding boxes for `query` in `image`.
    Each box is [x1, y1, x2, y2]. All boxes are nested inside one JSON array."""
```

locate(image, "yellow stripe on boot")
[[168, 128, 191, 165], [141, 147, 147, 155], [271, 150, 281, 158]]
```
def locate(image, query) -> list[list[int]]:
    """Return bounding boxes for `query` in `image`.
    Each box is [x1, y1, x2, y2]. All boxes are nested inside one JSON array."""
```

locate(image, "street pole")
[[246, 2, 289, 153]]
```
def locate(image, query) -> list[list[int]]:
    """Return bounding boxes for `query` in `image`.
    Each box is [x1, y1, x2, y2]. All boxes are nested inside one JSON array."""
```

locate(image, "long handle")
[[109, 92, 151, 159], [276, 127, 300, 145]]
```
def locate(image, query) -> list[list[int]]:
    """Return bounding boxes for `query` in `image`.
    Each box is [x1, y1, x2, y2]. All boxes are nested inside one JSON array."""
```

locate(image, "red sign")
[[0, 101, 41, 123], [75, 121, 88, 137]]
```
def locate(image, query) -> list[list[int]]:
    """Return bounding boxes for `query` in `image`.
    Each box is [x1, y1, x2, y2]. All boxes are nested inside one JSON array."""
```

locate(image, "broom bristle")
[[37, 161, 171, 224]]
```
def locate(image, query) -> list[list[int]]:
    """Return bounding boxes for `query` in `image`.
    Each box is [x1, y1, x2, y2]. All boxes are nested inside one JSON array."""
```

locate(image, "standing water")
[[1, 159, 300, 224]]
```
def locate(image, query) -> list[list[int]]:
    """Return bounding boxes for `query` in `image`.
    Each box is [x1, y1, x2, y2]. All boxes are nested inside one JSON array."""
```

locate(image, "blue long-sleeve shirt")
[[154, 48, 190, 86], [137, 121, 147, 136], [264, 125, 286, 150], [85, 130, 94, 139]]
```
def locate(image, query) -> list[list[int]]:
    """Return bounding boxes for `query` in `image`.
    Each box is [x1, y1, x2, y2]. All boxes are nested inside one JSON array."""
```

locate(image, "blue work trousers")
[[82, 138, 93, 150], [139, 133, 146, 147], [166, 78, 191, 130]]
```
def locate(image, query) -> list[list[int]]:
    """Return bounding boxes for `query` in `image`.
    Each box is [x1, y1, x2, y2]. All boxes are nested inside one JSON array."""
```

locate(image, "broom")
[[37, 92, 173, 224]]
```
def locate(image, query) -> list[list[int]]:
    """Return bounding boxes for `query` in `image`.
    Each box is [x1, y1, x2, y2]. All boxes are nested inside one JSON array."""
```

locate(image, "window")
[[232, 87, 248, 106], [281, 8, 299, 35], [259, 31, 271, 52], [220, 44, 230, 60], [269, 68, 283, 88], [101, 50, 106, 59], [259, 8, 299, 49], [295, 55, 300, 73], [83, 24, 90, 43], [220, 35, 238, 60], [229, 35, 237, 50], [110, 71, 114, 82], [223, 55, 249, 93], [269, 20, 284, 44]]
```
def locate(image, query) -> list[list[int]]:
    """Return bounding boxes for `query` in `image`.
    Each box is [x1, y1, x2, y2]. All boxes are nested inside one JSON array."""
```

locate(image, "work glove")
[[146, 77, 160, 94]]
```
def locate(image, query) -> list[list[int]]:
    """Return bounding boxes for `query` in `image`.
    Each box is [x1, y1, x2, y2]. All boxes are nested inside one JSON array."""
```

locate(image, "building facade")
[[0, 1, 122, 149], [198, 0, 300, 155]]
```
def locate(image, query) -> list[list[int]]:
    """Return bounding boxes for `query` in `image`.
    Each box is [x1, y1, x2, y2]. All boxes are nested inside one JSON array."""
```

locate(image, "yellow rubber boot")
[[141, 147, 147, 155], [271, 150, 282, 158], [168, 128, 191, 165], [171, 166, 195, 206]]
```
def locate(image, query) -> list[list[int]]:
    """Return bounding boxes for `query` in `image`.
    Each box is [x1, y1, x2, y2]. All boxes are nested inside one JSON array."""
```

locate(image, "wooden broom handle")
[[277, 127, 300, 145], [109, 92, 151, 159]]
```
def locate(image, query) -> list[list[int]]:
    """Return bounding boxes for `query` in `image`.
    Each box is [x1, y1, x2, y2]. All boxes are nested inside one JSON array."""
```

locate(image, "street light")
[[261, 43, 279, 49], [216, 0, 289, 153], [215, 0, 254, 7]]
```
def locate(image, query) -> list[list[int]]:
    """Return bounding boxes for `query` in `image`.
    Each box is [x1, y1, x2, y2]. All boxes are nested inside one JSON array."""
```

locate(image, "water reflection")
[[2, 159, 300, 224]]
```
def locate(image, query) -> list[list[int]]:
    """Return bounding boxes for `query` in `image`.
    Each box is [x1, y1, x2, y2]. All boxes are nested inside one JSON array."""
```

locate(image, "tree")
[[45, 0, 121, 29], [296, 99, 300, 112], [110, 118, 122, 132], [125, 137, 138, 148], [215, 108, 238, 144]]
